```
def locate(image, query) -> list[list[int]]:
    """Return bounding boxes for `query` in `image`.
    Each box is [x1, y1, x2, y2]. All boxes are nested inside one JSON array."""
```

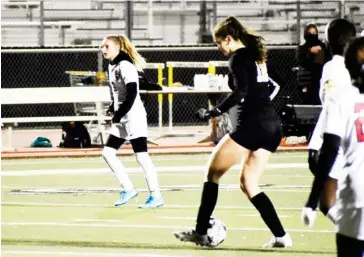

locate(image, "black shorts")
[[336, 233, 364, 257], [230, 118, 282, 152]]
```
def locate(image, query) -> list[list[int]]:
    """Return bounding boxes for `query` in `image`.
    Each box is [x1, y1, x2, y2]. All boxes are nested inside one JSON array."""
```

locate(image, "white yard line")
[[1, 154, 307, 166], [72, 218, 126, 223], [157, 214, 291, 219], [157, 216, 196, 220], [1, 221, 334, 233], [1, 163, 308, 176], [2, 184, 311, 195], [2, 201, 303, 210], [1, 250, 200, 257]]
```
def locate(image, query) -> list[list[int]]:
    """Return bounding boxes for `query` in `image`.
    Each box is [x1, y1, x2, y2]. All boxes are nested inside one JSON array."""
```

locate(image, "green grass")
[[1, 152, 336, 257]]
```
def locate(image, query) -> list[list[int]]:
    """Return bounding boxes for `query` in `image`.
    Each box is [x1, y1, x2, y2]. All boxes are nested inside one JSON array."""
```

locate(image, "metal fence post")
[[125, 0, 132, 40], [39, 0, 44, 47], [296, 0, 301, 45]]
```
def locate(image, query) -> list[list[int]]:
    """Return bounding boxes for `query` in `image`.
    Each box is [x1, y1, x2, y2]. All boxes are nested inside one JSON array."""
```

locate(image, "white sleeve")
[[308, 111, 324, 150], [268, 77, 280, 101], [120, 61, 138, 84], [322, 94, 345, 138], [319, 65, 328, 104]]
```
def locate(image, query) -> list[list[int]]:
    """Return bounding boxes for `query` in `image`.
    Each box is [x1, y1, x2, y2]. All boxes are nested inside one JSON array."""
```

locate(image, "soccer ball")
[[207, 216, 227, 247]]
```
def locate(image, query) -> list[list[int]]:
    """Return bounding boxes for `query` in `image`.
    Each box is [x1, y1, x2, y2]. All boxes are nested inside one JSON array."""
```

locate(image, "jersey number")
[[256, 62, 269, 83], [354, 103, 364, 142]]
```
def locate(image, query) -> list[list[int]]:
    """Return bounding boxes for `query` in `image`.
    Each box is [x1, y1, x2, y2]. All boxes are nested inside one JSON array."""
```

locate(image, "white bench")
[[1, 86, 112, 147]]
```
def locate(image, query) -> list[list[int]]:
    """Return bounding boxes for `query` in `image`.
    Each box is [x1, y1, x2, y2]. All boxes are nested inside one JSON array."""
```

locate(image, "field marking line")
[[157, 214, 291, 219], [72, 218, 126, 223], [1, 154, 307, 166], [1, 250, 201, 257], [1, 163, 308, 176], [1, 221, 334, 233], [1, 201, 304, 210], [3, 184, 311, 196]]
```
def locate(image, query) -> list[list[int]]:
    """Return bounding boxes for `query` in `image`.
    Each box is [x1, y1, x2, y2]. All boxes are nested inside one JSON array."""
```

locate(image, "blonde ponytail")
[[107, 35, 146, 71]]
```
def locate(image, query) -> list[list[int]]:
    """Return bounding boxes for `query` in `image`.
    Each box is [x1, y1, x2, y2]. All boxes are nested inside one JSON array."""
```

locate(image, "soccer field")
[[1, 152, 336, 257]]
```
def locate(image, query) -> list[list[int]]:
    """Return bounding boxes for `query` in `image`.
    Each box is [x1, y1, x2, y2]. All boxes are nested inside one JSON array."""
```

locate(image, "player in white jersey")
[[100, 35, 164, 209], [321, 36, 364, 257], [302, 19, 357, 227]]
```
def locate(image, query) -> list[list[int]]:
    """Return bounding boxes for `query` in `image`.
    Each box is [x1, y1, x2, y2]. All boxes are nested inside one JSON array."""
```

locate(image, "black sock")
[[305, 187, 320, 210], [195, 181, 218, 235], [250, 192, 286, 238], [305, 175, 324, 210]]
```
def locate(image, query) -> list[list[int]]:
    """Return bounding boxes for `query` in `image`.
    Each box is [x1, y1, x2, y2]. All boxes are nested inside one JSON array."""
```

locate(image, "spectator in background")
[[296, 23, 331, 105]]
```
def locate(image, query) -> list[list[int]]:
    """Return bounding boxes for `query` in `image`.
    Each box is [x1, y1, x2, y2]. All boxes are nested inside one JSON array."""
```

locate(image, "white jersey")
[[108, 59, 146, 121], [308, 55, 352, 180], [108, 57, 147, 140], [309, 55, 352, 150], [323, 86, 364, 240]]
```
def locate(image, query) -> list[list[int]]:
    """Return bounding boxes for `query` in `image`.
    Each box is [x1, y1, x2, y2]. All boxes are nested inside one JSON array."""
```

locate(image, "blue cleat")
[[114, 189, 138, 206], [138, 195, 164, 209]]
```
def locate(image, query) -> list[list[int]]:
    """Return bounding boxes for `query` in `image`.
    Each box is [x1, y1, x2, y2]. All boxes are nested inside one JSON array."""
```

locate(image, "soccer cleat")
[[114, 189, 138, 206], [173, 229, 212, 247], [301, 207, 317, 227], [263, 233, 292, 248], [138, 195, 164, 209]]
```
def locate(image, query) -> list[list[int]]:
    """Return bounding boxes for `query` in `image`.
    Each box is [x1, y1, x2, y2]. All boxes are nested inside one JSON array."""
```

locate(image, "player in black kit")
[[173, 16, 292, 248]]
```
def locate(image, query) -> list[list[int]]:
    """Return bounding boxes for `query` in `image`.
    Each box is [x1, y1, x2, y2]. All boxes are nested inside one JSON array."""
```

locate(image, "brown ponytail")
[[213, 16, 267, 62]]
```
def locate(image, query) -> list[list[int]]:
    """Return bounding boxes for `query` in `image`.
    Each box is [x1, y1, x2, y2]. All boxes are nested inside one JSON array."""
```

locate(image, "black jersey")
[[216, 47, 276, 124]]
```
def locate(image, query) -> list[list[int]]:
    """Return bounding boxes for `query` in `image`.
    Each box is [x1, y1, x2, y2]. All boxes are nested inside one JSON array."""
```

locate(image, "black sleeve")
[[305, 133, 341, 211], [210, 57, 248, 116], [112, 82, 137, 123], [210, 88, 246, 116], [297, 45, 314, 68]]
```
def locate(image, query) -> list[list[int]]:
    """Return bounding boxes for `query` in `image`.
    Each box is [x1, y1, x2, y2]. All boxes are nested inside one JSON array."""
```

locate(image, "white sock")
[[102, 146, 134, 190], [136, 152, 161, 198]]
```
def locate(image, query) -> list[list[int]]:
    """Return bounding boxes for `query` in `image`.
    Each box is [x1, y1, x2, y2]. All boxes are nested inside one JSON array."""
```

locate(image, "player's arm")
[[112, 61, 138, 123], [296, 45, 314, 68], [204, 59, 248, 119], [106, 75, 115, 116], [319, 64, 328, 104], [268, 77, 280, 101], [305, 95, 343, 215]]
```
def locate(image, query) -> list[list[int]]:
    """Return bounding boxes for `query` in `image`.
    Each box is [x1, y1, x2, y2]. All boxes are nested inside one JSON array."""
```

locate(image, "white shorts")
[[336, 207, 364, 241], [109, 115, 148, 140]]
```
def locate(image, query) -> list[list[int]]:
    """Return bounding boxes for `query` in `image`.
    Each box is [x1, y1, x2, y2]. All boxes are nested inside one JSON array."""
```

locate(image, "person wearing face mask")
[[296, 23, 331, 105]]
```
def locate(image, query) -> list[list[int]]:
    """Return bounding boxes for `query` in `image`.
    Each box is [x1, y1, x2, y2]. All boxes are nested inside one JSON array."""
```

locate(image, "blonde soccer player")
[[100, 35, 163, 209]]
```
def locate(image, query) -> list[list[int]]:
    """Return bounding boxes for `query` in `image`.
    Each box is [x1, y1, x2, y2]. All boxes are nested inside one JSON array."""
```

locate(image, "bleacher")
[[1, 0, 363, 46]]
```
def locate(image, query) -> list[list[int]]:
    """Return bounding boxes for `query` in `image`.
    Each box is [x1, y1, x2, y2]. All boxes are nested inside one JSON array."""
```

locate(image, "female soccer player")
[[174, 16, 291, 247], [100, 35, 163, 209]]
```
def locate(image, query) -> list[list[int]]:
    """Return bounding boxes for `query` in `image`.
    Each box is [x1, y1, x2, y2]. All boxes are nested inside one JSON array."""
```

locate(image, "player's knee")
[[239, 183, 248, 194], [102, 146, 116, 160], [240, 174, 258, 195], [135, 152, 150, 165], [206, 168, 223, 183]]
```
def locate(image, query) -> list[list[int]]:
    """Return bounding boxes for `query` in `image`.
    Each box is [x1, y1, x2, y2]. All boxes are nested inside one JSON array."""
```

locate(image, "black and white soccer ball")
[[207, 216, 227, 247]]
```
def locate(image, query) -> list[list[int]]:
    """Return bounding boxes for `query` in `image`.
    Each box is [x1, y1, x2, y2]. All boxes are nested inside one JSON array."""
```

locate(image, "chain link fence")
[[1, 46, 298, 135], [2, 0, 363, 140], [1, 1, 363, 46]]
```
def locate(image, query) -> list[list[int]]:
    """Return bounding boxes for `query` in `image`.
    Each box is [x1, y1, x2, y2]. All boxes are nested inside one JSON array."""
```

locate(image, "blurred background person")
[[296, 23, 331, 105]]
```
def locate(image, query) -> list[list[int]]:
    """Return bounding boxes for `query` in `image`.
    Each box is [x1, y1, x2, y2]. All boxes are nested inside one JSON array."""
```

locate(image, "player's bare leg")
[[240, 148, 292, 248], [174, 135, 249, 246]]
